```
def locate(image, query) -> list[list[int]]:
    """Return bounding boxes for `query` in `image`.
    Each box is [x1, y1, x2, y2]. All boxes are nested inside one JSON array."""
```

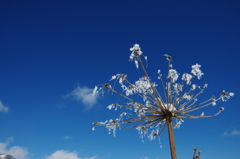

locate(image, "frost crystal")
[[92, 86, 98, 96], [221, 91, 234, 102], [174, 119, 184, 129], [130, 44, 142, 58], [129, 44, 144, 68], [191, 84, 197, 90], [182, 73, 192, 85], [173, 83, 183, 94], [191, 63, 204, 79], [168, 69, 179, 83], [107, 104, 115, 110]]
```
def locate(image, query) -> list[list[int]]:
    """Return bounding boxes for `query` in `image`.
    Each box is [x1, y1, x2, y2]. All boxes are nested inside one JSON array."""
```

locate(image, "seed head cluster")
[[92, 44, 234, 141]]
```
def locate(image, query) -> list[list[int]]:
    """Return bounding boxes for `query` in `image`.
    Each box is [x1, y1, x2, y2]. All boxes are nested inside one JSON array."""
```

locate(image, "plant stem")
[[167, 118, 177, 159]]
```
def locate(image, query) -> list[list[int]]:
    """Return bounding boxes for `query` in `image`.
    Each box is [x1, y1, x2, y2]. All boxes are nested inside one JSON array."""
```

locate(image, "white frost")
[[191, 63, 204, 79]]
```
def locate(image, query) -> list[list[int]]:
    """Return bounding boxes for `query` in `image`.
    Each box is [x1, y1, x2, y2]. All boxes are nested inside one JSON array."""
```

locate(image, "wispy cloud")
[[0, 137, 28, 159], [0, 100, 9, 113], [45, 150, 97, 159], [64, 85, 99, 109], [222, 129, 240, 136], [140, 157, 149, 159], [56, 103, 68, 109], [62, 136, 73, 139]]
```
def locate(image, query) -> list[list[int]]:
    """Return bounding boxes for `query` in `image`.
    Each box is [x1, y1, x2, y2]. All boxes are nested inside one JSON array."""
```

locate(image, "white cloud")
[[232, 129, 240, 135], [222, 129, 240, 136], [63, 136, 73, 139], [65, 85, 99, 109], [0, 100, 9, 113], [140, 157, 149, 159], [0, 137, 28, 159], [45, 150, 97, 159]]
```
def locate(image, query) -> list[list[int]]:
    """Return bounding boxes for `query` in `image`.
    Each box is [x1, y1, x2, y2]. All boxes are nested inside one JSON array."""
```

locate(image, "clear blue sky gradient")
[[0, 0, 239, 159]]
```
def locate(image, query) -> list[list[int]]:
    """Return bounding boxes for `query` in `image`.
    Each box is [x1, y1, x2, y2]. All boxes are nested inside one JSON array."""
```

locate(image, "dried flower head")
[[92, 44, 234, 142]]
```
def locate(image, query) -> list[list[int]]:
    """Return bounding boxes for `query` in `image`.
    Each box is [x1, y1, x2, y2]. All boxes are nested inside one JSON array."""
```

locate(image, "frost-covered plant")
[[92, 44, 234, 159]]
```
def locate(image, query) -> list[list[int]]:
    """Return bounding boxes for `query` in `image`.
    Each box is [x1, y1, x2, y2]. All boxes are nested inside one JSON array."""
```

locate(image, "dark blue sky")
[[0, 1, 239, 159]]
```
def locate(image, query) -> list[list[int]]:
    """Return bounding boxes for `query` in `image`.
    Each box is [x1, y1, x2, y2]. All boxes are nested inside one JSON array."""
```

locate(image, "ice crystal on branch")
[[191, 63, 204, 79], [92, 44, 234, 142]]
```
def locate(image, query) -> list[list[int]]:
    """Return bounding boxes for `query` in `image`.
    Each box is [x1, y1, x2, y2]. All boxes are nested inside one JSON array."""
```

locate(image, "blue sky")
[[0, 0, 239, 159]]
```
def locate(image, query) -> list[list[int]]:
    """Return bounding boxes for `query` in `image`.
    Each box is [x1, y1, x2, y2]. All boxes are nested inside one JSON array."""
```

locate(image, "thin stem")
[[138, 57, 167, 114], [106, 85, 156, 112], [167, 118, 177, 159]]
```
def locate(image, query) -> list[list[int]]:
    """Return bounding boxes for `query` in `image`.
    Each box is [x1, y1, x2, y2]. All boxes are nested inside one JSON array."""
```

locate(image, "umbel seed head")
[[92, 44, 234, 143]]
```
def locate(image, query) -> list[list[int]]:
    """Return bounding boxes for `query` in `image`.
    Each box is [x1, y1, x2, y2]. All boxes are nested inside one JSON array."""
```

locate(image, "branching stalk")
[[92, 44, 234, 159]]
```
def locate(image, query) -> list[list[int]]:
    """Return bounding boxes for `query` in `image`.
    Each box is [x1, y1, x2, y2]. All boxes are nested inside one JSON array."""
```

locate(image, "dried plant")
[[92, 44, 234, 159], [193, 148, 201, 159]]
